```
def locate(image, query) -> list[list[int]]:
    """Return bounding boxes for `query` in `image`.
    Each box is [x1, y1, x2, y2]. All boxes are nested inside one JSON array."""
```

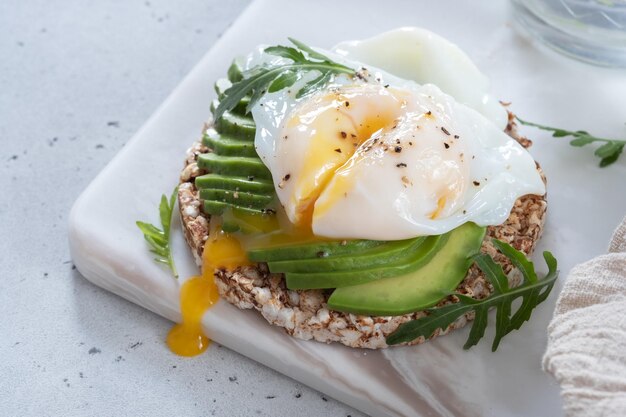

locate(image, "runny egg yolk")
[[302, 87, 470, 234], [167, 208, 328, 357], [166, 226, 249, 357], [281, 84, 409, 229]]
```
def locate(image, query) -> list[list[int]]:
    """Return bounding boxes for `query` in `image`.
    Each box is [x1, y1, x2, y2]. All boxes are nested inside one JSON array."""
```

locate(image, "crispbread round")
[[177, 111, 547, 349]]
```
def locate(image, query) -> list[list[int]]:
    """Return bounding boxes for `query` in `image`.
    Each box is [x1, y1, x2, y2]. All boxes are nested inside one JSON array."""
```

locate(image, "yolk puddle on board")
[[167, 229, 249, 357]]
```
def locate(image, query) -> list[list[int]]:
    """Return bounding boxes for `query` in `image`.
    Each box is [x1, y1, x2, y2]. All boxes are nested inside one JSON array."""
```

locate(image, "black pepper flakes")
[[425, 110, 432, 116], [444, 143, 450, 149], [454, 134, 460, 139], [384, 84, 390, 88], [473, 180, 480, 186], [247, 176, 255, 181], [396, 162, 407, 168], [355, 69, 368, 81], [283, 174, 291, 181], [334, 148, 342, 153], [441, 127, 450, 135], [340, 131, 347, 139], [394, 146, 402, 153], [345, 101, 350, 107]]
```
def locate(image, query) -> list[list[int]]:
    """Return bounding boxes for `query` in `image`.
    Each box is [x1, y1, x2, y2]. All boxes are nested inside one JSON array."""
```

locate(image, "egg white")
[[332, 27, 508, 130]]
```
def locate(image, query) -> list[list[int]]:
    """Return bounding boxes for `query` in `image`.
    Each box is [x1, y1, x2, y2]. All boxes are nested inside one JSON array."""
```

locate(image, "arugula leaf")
[[386, 240, 559, 351], [268, 70, 299, 93], [264, 46, 306, 62], [296, 72, 332, 99], [516, 117, 625, 167], [214, 39, 355, 121], [136, 186, 179, 278], [287, 37, 331, 61]]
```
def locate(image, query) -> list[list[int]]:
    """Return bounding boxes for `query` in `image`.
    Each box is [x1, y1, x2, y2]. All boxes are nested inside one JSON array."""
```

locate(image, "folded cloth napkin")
[[543, 216, 626, 417]]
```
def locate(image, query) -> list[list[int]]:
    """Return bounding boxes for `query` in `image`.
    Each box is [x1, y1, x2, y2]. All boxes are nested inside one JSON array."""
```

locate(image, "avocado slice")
[[197, 153, 272, 180], [220, 208, 279, 234], [195, 174, 274, 194], [227, 59, 244, 82], [199, 188, 274, 209], [247, 239, 384, 262], [268, 237, 425, 273], [327, 222, 486, 316], [202, 129, 257, 157], [285, 234, 446, 290], [197, 59, 278, 222], [213, 82, 250, 115], [221, 208, 279, 234], [214, 111, 255, 140], [214, 78, 232, 98], [203, 200, 269, 216]]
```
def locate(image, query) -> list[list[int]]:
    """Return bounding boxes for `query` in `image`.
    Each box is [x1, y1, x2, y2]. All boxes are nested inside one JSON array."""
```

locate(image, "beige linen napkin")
[[543, 216, 626, 416]]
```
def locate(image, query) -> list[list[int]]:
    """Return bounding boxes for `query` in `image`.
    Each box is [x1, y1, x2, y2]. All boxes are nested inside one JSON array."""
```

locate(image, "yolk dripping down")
[[167, 86, 427, 356], [167, 208, 330, 357], [166, 226, 249, 357]]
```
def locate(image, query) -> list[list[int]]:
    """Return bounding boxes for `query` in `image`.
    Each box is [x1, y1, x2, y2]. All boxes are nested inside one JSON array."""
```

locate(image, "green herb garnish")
[[136, 186, 179, 278], [517, 117, 625, 167], [386, 240, 559, 351], [214, 38, 355, 121]]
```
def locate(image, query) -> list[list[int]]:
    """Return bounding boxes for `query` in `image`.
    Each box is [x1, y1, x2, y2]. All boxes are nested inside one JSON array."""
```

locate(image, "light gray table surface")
[[0, 1, 364, 416]]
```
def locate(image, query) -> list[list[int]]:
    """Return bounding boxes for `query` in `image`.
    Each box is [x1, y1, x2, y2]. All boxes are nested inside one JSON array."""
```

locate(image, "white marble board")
[[68, 0, 626, 416]]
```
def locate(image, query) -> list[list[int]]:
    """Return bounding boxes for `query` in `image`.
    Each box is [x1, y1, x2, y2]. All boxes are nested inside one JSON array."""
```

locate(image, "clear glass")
[[511, 0, 626, 67]]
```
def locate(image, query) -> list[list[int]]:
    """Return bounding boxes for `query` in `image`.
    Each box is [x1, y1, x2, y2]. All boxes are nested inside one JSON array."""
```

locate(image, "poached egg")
[[248, 28, 545, 240]]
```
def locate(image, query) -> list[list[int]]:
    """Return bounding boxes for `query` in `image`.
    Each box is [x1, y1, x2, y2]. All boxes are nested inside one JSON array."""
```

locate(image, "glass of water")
[[511, 0, 626, 67]]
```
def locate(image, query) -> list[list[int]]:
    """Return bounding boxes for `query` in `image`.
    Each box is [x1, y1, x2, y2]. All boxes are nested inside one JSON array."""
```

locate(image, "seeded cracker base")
[[177, 111, 547, 349]]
